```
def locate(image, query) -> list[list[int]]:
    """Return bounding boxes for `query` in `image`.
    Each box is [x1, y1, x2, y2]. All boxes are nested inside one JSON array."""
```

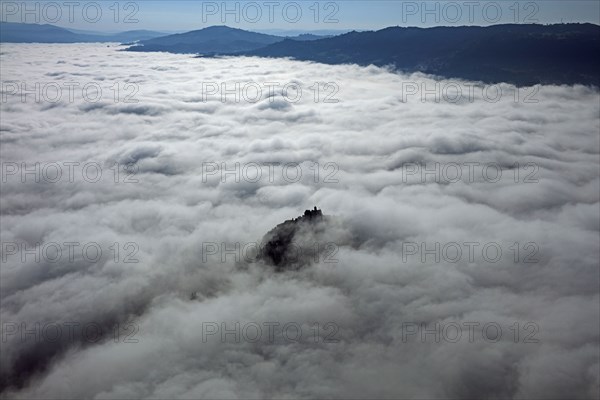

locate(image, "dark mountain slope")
[[245, 24, 600, 86]]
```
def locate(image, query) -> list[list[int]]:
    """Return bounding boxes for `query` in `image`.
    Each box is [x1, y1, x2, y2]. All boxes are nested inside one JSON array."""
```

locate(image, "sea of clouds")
[[0, 43, 599, 399]]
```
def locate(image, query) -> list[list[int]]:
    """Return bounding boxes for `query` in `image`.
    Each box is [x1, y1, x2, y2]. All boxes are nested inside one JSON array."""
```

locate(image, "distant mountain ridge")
[[125, 25, 283, 54], [128, 23, 600, 86], [2, 22, 598, 86], [0, 22, 328, 51], [0, 22, 165, 43], [125, 25, 327, 54]]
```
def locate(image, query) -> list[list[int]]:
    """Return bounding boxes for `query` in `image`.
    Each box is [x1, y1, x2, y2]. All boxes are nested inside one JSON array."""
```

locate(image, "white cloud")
[[0, 43, 598, 399]]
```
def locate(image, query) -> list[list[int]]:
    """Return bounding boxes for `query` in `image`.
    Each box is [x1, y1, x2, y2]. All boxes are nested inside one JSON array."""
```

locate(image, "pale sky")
[[1, 0, 599, 33]]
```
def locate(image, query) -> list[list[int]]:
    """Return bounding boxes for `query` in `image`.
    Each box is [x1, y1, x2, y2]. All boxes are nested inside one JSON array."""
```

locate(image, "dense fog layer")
[[1, 43, 599, 399]]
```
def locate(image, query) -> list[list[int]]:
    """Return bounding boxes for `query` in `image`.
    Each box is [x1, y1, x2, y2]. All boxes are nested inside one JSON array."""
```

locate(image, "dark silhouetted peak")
[[258, 208, 327, 271], [303, 206, 323, 220]]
